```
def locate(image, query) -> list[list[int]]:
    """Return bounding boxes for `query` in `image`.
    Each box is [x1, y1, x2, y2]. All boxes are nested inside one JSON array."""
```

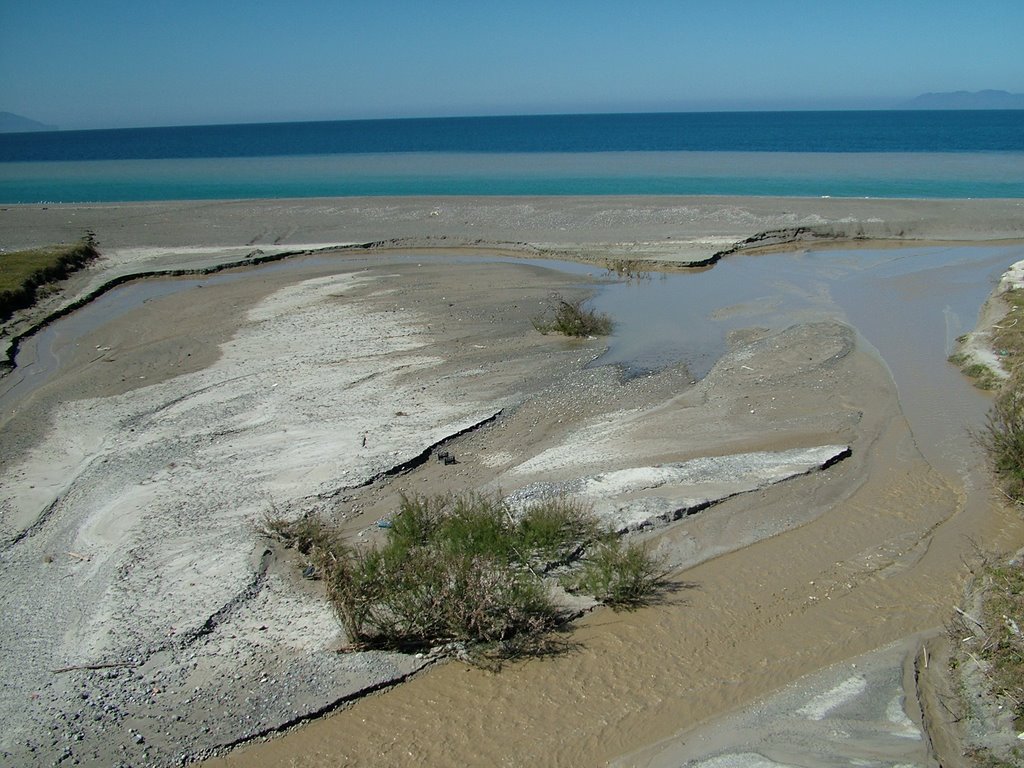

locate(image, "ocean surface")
[[1, 111, 1022, 203]]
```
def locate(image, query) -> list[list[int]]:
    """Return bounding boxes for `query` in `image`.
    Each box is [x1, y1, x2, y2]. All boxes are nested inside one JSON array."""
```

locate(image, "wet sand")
[[1, 197, 1024, 766]]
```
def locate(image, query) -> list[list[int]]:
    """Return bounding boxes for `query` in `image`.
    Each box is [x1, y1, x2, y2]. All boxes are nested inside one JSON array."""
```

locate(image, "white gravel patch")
[[0, 271, 499, 763]]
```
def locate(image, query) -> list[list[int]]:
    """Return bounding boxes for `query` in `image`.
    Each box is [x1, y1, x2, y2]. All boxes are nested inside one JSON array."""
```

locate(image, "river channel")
[[3, 242, 1023, 767]]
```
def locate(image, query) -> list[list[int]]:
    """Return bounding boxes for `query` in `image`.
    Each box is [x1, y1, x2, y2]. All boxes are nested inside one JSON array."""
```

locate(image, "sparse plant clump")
[[977, 560, 1024, 719], [950, 351, 1002, 391], [261, 512, 335, 552], [980, 371, 1024, 502], [565, 538, 666, 608], [963, 363, 1001, 391], [992, 290, 1024, 370], [949, 279, 1024, 763], [948, 559, 1024, 766], [325, 493, 592, 651], [973, 293, 1024, 499], [269, 493, 663, 657], [605, 259, 651, 281], [531, 294, 613, 337]]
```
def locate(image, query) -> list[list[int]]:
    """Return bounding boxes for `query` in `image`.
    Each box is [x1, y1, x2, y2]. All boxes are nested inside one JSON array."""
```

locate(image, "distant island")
[[904, 90, 1024, 109], [0, 111, 58, 133]]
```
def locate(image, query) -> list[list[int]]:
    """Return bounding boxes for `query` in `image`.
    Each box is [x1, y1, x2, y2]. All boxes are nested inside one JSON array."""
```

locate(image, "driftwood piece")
[[955, 605, 985, 629]]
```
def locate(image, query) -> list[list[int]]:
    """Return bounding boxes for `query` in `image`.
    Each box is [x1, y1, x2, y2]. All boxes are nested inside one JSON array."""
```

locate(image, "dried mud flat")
[[2, 197, 1024, 767]]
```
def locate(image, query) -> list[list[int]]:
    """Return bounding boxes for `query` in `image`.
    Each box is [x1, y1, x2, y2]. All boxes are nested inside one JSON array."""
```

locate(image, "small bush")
[[532, 294, 613, 337], [318, 493, 605, 652], [277, 493, 665, 656], [265, 494, 667, 654], [327, 544, 557, 648], [980, 375, 1024, 502], [260, 512, 337, 554], [567, 538, 665, 608]]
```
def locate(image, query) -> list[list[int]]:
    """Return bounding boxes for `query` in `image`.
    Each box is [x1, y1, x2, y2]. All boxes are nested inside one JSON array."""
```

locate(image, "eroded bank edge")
[[3, 223, 1000, 378]]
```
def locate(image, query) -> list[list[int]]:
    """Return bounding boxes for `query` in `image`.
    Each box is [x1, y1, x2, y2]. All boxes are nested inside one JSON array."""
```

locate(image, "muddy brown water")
[[200, 244, 1024, 767]]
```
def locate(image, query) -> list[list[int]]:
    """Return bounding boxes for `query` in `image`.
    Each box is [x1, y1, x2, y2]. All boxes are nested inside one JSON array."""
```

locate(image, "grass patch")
[[975, 288, 1024, 501], [980, 371, 1024, 502], [953, 280, 1024, 763], [531, 293, 613, 337], [964, 363, 1001, 391], [950, 351, 1001, 390], [977, 560, 1024, 720], [992, 289, 1024, 371], [264, 493, 663, 657], [0, 236, 98, 321], [949, 558, 1024, 766]]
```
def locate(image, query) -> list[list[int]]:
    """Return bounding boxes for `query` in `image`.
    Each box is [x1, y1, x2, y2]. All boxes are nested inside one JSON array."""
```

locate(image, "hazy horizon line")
[[10, 101, 1024, 135]]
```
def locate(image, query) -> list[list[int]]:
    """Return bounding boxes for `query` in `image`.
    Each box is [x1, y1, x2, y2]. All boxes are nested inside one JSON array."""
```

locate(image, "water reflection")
[[591, 244, 1024, 479]]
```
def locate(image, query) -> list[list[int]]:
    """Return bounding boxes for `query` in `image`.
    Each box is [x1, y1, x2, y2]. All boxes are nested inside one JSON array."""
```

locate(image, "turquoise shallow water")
[[3, 150, 1023, 203], [2, 111, 1023, 202]]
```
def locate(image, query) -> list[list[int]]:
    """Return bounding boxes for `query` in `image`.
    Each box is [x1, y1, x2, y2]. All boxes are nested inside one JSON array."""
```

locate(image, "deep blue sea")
[[1, 111, 1022, 203]]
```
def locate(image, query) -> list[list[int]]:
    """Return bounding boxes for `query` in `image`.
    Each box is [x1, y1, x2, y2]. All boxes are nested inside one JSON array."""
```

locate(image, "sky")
[[1, 0, 1023, 130]]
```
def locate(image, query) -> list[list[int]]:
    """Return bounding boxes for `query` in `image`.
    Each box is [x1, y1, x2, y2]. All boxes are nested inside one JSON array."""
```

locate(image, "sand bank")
[[1, 197, 1023, 766], [4, 195, 1024, 263], [4, 195, 1024, 367]]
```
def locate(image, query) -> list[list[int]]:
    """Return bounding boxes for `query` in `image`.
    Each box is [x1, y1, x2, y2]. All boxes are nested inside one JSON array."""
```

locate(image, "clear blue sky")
[[1, 0, 1022, 130]]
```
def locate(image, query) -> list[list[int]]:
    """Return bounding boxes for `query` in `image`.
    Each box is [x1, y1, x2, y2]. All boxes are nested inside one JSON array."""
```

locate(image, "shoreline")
[[4, 194, 1024, 255], [1, 197, 1023, 766], [5, 194, 1024, 376]]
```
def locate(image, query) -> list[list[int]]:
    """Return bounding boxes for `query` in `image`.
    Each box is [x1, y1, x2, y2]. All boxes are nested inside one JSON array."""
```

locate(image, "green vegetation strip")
[[264, 493, 663, 660], [981, 288, 1024, 502], [977, 562, 1024, 718], [962, 282, 1024, 763], [953, 291, 1024, 391], [993, 290, 1024, 371], [0, 236, 98, 321]]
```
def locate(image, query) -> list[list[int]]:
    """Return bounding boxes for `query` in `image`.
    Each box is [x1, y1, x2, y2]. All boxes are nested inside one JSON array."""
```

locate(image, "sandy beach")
[[2, 196, 1024, 767]]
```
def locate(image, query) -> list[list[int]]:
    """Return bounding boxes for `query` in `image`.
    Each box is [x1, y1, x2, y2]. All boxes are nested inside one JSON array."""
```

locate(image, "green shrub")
[[531, 294, 613, 337], [329, 545, 557, 647], [981, 377, 1024, 502], [271, 493, 667, 655], [963, 363, 999, 388], [319, 493, 599, 652], [517, 497, 599, 566]]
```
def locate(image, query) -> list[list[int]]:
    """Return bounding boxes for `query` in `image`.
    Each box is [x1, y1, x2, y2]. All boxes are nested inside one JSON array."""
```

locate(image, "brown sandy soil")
[[1, 198, 1023, 766]]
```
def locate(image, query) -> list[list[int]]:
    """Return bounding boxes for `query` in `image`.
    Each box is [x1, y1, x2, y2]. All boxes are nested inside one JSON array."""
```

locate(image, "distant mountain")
[[0, 111, 58, 133], [904, 90, 1024, 109]]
